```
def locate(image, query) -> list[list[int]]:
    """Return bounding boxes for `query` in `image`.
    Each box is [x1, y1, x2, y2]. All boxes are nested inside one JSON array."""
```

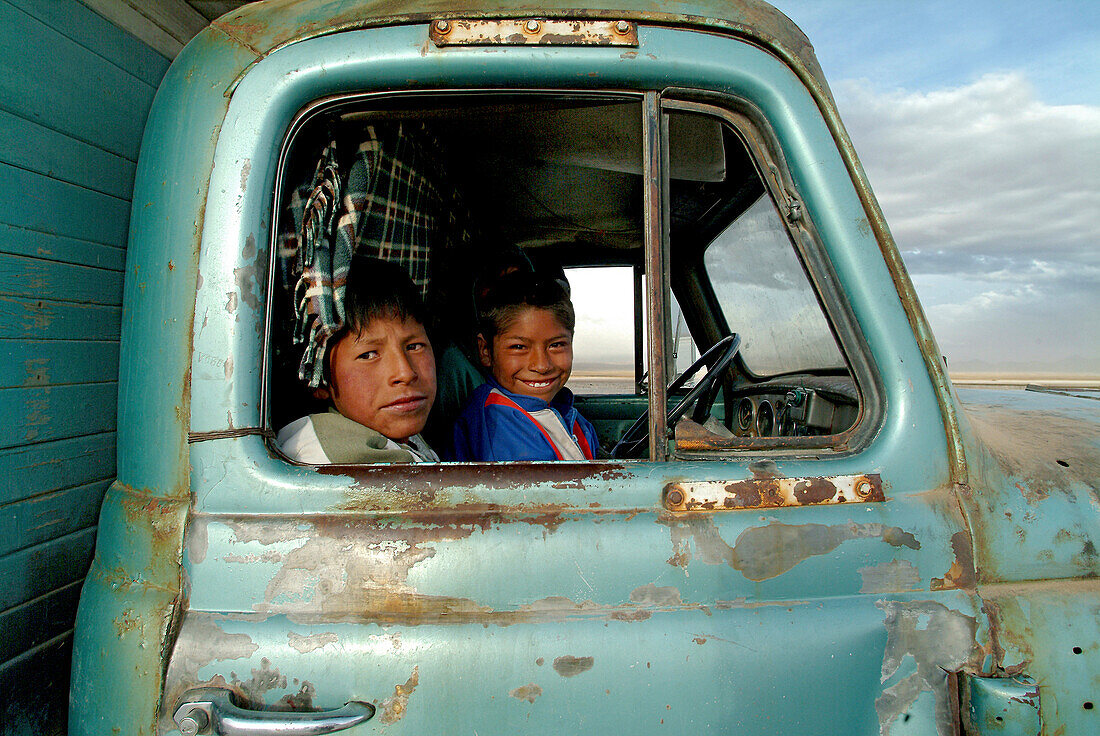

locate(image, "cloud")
[[838, 73, 1100, 262], [836, 73, 1100, 373]]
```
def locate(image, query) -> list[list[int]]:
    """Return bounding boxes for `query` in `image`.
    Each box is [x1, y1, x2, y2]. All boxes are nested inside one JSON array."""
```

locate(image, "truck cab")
[[70, 2, 1100, 734]]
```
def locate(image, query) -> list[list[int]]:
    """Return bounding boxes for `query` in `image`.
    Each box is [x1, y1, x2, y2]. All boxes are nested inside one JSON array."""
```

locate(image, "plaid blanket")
[[284, 123, 461, 388]]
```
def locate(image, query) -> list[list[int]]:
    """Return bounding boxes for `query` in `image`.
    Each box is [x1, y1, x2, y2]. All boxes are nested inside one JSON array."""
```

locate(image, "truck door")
[[161, 21, 985, 736]]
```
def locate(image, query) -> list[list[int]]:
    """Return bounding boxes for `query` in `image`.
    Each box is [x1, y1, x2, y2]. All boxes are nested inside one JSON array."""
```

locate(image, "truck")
[[69, 1, 1100, 734]]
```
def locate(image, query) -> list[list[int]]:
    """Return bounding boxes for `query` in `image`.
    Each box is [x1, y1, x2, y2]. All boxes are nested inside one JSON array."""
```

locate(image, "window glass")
[[568, 266, 636, 395], [703, 194, 846, 376]]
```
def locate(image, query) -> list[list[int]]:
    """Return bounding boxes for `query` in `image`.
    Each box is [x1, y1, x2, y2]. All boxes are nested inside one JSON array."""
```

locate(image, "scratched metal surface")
[[169, 18, 970, 736], [68, 2, 1100, 735], [954, 388, 1100, 735]]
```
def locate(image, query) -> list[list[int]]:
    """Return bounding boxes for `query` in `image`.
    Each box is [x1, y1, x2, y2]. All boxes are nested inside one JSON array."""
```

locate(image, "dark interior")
[[269, 94, 860, 459]]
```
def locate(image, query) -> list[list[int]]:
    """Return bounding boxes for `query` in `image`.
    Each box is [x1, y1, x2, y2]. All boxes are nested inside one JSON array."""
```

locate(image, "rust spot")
[[553, 655, 594, 678], [168, 260, 175, 271], [535, 657, 544, 666], [277, 682, 315, 710], [793, 477, 836, 504], [325, 462, 628, 501], [113, 607, 141, 637], [379, 666, 419, 724], [509, 683, 542, 703], [722, 479, 766, 508], [232, 657, 286, 706], [693, 637, 707, 645], [931, 531, 977, 591]]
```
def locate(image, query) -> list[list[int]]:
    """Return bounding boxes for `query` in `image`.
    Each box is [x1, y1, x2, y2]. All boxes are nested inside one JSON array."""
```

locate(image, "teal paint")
[[65, 2, 1100, 735], [0, 0, 168, 733]]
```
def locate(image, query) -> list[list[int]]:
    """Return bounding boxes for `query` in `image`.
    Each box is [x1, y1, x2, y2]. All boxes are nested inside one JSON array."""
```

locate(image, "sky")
[[769, 0, 1100, 375]]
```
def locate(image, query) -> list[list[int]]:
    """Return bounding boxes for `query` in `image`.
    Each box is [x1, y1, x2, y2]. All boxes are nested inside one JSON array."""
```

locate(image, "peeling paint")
[[630, 583, 682, 606], [379, 666, 419, 724], [553, 655, 594, 677], [287, 631, 338, 653], [162, 616, 259, 709], [187, 515, 210, 565], [665, 516, 920, 581], [876, 600, 981, 735], [859, 559, 922, 594], [231, 657, 287, 705], [510, 683, 542, 703]]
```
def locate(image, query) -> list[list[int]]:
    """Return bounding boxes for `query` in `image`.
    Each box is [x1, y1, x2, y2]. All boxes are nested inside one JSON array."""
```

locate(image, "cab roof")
[[210, 0, 829, 98]]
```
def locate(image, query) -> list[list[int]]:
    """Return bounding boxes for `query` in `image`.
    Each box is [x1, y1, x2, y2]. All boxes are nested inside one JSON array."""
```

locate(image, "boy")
[[278, 258, 439, 463], [452, 271, 599, 461]]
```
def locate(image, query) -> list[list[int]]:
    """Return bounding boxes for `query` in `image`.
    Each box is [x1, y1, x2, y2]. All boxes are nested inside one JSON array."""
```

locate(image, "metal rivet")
[[786, 201, 803, 222], [435, 19, 450, 34], [854, 478, 872, 498], [666, 487, 685, 507], [525, 19, 541, 33], [615, 20, 631, 34]]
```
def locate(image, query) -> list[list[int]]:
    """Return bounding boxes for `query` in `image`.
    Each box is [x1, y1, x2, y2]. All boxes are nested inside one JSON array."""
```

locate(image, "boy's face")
[[479, 307, 572, 401], [316, 316, 436, 442]]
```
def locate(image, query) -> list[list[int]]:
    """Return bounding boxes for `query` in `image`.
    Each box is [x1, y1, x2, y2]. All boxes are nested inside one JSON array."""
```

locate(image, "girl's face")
[[478, 307, 573, 401]]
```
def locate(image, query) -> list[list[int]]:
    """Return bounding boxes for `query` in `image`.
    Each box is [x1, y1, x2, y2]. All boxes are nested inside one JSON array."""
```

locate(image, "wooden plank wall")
[[0, 1, 170, 732]]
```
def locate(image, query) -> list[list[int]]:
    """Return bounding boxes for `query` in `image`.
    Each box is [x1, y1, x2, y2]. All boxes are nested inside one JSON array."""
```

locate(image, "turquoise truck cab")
[[69, 2, 1100, 735]]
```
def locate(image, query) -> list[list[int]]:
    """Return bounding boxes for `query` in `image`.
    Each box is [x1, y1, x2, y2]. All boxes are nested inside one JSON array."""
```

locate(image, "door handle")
[[173, 687, 375, 736]]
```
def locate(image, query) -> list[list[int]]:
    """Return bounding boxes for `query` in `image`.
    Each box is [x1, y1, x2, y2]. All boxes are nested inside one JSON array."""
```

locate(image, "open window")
[[265, 92, 869, 463]]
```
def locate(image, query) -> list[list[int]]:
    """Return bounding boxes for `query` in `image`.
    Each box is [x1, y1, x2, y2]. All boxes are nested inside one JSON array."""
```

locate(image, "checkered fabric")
[[285, 123, 464, 388]]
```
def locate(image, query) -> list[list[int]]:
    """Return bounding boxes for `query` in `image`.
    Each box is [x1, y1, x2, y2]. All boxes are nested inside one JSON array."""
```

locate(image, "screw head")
[[176, 708, 209, 736], [854, 478, 872, 498], [435, 19, 450, 33], [666, 487, 685, 506], [615, 20, 631, 34], [178, 717, 201, 736], [525, 19, 541, 33]]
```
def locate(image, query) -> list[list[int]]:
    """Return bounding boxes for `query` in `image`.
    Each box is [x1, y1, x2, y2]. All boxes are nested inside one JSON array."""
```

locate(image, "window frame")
[[658, 92, 883, 457], [260, 88, 883, 465]]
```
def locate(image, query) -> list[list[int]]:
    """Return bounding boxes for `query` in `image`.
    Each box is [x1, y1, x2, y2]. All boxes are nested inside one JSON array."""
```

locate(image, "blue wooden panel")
[[0, 109, 136, 199], [0, 383, 117, 450], [0, 296, 121, 341], [0, 2, 155, 160], [0, 632, 70, 736], [0, 432, 115, 507], [0, 339, 119, 389], [0, 163, 129, 248], [10, 0, 170, 87], [0, 479, 110, 557], [0, 580, 80, 662], [0, 223, 126, 271], [0, 527, 95, 611], [0, 253, 124, 307]]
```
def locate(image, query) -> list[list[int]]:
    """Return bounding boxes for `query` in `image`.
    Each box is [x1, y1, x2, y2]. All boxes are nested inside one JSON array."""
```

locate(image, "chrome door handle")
[[173, 687, 375, 736]]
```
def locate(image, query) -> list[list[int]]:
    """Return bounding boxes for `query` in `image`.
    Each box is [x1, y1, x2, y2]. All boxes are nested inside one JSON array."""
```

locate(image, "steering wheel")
[[611, 334, 742, 459]]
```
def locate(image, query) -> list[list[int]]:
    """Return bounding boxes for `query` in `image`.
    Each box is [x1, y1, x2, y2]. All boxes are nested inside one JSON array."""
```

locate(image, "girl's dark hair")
[[477, 270, 574, 340], [343, 256, 428, 335]]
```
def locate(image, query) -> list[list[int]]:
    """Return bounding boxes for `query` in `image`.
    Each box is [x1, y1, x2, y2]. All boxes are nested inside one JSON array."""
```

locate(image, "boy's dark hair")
[[342, 256, 429, 336], [478, 270, 574, 341]]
